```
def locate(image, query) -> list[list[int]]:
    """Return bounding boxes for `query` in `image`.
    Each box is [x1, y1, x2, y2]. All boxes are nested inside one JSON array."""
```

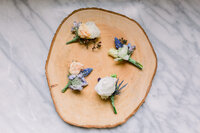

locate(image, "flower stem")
[[66, 35, 79, 44], [61, 81, 71, 93], [128, 58, 143, 70], [110, 95, 117, 114]]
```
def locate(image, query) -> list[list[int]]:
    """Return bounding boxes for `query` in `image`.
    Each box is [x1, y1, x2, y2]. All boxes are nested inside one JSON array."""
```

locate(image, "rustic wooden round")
[[45, 8, 157, 128]]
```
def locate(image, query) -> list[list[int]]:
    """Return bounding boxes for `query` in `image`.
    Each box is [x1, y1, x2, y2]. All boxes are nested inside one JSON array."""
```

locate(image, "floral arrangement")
[[66, 21, 101, 50], [108, 37, 143, 70], [95, 74, 127, 114], [62, 61, 93, 93], [63, 23, 142, 114]]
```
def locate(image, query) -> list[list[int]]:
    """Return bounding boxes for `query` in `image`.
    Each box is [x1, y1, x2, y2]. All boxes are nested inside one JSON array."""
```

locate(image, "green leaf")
[[111, 74, 117, 78]]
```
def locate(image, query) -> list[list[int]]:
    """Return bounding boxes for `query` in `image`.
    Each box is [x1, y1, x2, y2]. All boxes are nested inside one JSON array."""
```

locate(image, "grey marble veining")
[[0, 0, 200, 133]]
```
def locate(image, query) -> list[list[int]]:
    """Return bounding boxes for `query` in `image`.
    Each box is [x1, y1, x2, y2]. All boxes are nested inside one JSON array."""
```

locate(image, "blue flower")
[[127, 43, 136, 55], [71, 21, 81, 33], [80, 68, 93, 77], [68, 74, 76, 80], [114, 37, 123, 49], [80, 77, 88, 86], [68, 73, 88, 91]]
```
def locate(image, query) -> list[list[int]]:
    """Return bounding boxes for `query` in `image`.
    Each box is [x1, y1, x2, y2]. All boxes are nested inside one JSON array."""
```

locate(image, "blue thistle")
[[112, 78, 128, 96]]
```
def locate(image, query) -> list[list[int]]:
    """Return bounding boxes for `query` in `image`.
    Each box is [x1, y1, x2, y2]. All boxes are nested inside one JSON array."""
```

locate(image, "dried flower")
[[92, 41, 101, 51], [119, 37, 127, 44], [71, 21, 81, 33]]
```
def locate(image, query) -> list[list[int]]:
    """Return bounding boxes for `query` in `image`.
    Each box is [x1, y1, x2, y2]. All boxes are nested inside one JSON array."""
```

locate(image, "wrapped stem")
[[128, 58, 143, 70], [66, 35, 79, 44], [61, 81, 71, 93], [110, 95, 117, 114]]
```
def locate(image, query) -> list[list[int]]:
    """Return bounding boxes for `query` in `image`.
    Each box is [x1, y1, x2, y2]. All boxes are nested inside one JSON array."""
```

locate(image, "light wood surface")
[[45, 8, 157, 128]]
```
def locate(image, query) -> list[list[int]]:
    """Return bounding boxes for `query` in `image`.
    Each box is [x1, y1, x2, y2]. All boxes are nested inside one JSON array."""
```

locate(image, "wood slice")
[[45, 8, 157, 128]]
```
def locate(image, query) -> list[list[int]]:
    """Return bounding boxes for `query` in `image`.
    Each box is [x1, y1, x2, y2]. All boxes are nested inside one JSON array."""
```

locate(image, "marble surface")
[[0, 0, 200, 132]]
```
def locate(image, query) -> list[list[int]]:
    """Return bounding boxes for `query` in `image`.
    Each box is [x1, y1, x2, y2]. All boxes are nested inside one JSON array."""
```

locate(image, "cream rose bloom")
[[95, 77, 117, 99], [118, 45, 130, 60], [78, 22, 100, 39], [108, 48, 118, 58], [69, 61, 84, 75]]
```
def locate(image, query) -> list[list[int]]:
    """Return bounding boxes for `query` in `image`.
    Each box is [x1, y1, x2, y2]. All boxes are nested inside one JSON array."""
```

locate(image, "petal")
[[108, 48, 118, 58], [81, 77, 88, 86], [69, 61, 84, 75], [118, 45, 128, 57], [114, 58, 123, 61], [68, 74, 76, 80], [128, 43, 136, 55], [69, 84, 83, 91], [77, 73, 84, 78], [122, 55, 130, 60]]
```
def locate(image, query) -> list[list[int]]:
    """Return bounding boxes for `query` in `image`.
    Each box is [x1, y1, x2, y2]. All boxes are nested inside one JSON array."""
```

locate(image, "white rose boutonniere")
[[95, 77, 117, 99], [94, 74, 128, 114]]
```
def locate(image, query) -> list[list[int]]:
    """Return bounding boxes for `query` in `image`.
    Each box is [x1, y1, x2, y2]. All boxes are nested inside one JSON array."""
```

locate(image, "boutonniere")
[[108, 37, 143, 70], [95, 74, 127, 114], [62, 61, 93, 93], [66, 21, 101, 50]]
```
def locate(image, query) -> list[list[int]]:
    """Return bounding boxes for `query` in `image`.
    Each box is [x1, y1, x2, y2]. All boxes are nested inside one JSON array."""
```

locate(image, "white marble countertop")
[[0, 0, 200, 133]]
